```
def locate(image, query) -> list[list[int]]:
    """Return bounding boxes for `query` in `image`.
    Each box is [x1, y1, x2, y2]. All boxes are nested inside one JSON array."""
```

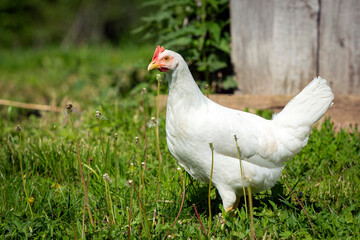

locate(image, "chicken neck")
[[165, 66, 207, 109]]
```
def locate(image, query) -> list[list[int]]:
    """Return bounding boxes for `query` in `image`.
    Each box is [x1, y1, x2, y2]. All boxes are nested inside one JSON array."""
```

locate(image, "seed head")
[[156, 74, 162, 82], [103, 173, 112, 183], [128, 179, 133, 185], [141, 88, 147, 95], [209, 142, 214, 151], [147, 117, 159, 128], [16, 125, 22, 132], [95, 111, 102, 119], [114, 133, 118, 140], [135, 136, 139, 145], [234, 135, 238, 141], [66, 103, 73, 113]]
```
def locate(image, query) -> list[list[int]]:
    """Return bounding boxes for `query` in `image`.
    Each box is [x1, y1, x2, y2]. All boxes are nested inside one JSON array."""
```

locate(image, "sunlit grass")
[[1, 97, 359, 239], [0, 44, 156, 117], [0, 47, 359, 239]]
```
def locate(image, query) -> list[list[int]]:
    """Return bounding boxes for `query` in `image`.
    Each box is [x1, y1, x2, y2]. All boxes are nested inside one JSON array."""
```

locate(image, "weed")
[[96, 111, 108, 173], [155, 74, 163, 203], [67, 104, 94, 226], [17, 125, 33, 218], [127, 180, 134, 240]]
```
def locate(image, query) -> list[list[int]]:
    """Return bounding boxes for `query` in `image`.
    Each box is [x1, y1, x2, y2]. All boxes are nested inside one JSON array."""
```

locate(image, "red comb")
[[152, 46, 165, 61]]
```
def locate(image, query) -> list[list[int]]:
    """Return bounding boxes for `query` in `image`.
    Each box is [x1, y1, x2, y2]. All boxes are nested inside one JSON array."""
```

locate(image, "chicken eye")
[[164, 56, 169, 61]]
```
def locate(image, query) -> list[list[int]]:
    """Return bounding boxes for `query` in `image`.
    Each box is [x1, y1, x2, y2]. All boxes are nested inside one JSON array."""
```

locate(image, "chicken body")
[[148, 47, 334, 211]]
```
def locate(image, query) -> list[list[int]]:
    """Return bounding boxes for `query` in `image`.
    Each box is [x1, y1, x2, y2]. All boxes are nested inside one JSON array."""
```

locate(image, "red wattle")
[[158, 67, 169, 72]]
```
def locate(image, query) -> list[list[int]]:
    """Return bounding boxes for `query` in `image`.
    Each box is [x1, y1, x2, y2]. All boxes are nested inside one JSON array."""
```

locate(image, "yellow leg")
[[225, 196, 240, 213]]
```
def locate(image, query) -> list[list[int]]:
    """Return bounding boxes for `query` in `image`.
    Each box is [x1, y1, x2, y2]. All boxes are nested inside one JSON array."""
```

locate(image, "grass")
[[0, 43, 157, 118], [0, 46, 360, 239]]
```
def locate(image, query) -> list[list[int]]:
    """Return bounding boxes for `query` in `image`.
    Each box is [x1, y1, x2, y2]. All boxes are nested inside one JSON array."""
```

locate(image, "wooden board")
[[319, 0, 360, 94], [230, 0, 319, 94], [230, 0, 360, 94]]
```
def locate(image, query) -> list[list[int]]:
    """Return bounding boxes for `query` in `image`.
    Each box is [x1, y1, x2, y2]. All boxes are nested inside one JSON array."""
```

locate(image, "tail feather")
[[274, 77, 334, 127], [271, 77, 334, 160]]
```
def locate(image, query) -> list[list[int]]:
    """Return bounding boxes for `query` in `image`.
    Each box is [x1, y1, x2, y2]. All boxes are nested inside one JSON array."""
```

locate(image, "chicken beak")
[[147, 61, 159, 71]]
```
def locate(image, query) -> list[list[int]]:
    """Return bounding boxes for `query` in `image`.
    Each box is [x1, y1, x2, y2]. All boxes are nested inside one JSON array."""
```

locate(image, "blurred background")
[[0, 0, 145, 47], [0, 0, 359, 123], [0, 0, 233, 119]]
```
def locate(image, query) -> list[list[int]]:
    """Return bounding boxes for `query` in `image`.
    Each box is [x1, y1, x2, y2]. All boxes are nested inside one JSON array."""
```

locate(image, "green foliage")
[[135, 0, 234, 90]]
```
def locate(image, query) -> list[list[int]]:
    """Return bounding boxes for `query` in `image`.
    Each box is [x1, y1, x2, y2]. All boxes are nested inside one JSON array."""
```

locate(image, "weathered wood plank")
[[230, 0, 319, 94], [319, 0, 360, 94]]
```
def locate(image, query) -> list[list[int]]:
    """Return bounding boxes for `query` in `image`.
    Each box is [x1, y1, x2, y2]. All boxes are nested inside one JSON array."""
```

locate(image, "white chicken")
[[147, 46, 334, 211]]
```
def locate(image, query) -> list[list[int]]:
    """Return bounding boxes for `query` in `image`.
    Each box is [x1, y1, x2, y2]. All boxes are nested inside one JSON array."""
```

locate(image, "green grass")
[[0, 44, 158, 118], [0, 46, 360, 239]]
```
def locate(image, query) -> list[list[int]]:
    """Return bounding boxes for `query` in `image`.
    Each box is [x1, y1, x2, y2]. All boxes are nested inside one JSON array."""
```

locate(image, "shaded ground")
[[159, 94, 360, 130]]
